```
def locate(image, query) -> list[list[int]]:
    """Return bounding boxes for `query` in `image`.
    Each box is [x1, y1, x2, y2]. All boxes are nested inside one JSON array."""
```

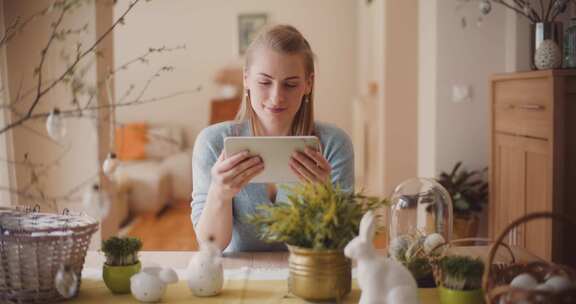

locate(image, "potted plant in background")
[[437, 255, 485, 304], [437, 162, 488, 240], [101, 236, 143, 294], [249, 182, 387, 302]]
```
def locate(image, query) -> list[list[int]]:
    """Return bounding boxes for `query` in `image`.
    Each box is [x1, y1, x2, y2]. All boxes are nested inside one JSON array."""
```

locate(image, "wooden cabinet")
[[490, 70, 576, 267]]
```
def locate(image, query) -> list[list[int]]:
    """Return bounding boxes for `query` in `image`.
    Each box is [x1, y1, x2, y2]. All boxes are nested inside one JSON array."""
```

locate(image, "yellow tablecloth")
[[74, 279, 440, 303]]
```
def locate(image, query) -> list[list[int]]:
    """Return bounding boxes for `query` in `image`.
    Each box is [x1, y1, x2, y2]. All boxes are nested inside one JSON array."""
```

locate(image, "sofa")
[[112, 123, 192, 215]]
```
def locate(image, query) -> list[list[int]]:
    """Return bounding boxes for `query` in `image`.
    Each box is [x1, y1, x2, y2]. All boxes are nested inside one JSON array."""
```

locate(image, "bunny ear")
[[359, 210, 376, 242]]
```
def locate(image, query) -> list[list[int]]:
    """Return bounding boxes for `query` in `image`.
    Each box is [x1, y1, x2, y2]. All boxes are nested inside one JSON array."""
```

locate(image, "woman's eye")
[[258, 81, 271, 86], [285, 83, 297, 88]]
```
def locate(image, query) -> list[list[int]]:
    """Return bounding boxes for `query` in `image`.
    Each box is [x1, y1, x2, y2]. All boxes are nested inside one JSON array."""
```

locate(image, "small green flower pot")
[[438, 286, 484, 304], [102, 261, 142, 294]]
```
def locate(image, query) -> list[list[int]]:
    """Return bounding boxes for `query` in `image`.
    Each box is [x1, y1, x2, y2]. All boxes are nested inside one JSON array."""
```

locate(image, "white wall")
[[435, 0, 507, 173], [0, 0, 15, 206], [419, 0, 509, 177], [4, 1, 100, 212], [418, 0, 438, 178], [113, 0, 358, 144]]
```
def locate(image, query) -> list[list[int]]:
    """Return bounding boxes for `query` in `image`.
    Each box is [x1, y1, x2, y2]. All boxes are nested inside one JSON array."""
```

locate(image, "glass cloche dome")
[[387, 177, 453, 286]]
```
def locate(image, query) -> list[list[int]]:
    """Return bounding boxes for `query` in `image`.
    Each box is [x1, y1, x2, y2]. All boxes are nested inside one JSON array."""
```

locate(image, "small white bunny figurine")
[[130, 266, 178, 303], [187, 236, 224, 296], [344, 211, 419, 304]]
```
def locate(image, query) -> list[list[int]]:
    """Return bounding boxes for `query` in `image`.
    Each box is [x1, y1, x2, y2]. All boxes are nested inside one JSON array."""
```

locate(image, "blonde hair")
[[235, 24, 315, 136]]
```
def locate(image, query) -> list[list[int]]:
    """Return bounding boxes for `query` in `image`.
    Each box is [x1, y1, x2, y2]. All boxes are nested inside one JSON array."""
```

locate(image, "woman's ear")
[[305, 73, 315, 95]]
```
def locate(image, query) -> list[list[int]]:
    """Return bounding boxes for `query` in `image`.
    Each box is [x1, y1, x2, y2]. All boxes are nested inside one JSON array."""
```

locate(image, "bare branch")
[[19, 0, 142, 131], [493, 0, 537, 22], [0, 4, 51, 48]]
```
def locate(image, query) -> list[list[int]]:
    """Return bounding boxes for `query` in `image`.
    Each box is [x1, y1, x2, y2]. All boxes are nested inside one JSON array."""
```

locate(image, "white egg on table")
[[535, 283, 554, 292], [545, 275, 574, 293], [510, 273, 538, 290], [423, 233, 445, 254]]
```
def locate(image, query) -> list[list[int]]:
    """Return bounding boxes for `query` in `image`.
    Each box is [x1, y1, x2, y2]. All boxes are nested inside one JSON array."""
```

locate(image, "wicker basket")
[[482, 212, 576, 304], [0, 208, 98, 303]]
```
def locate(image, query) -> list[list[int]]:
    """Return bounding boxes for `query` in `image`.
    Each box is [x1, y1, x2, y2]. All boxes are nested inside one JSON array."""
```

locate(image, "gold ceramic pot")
[[287, 245, 351, 302]]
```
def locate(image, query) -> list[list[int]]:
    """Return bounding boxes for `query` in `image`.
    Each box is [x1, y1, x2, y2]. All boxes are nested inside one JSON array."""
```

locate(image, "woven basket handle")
[[481, 212, 576, 303]]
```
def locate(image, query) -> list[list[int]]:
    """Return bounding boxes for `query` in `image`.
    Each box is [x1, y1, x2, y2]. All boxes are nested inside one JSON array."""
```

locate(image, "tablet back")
[[223, 136, 320, 183]]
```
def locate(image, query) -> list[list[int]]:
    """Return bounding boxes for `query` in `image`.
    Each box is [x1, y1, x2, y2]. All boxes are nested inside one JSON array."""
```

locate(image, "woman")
[[191, 25, 354, 252]]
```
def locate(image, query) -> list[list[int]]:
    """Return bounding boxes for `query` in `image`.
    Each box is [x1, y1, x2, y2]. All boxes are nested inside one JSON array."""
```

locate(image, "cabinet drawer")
[[493, 78, 552, 139]]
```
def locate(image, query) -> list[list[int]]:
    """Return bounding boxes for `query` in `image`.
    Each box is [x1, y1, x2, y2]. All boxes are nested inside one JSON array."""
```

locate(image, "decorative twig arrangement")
[[458, 0, 575, 24], [0, 0, 199, 210]]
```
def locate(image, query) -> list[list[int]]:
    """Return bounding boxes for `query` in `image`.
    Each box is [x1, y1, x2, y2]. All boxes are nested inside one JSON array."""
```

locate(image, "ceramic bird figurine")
[[344, 211, 419, 304], [187, 236, 224, 296], [130, 266, 178, 303]]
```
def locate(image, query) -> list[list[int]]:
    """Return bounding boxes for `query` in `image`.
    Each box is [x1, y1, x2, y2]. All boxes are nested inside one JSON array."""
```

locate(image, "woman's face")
[[245, 47, 313, 135]]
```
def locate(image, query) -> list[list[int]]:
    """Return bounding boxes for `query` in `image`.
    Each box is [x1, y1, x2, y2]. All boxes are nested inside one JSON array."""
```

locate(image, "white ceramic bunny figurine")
[[187, 236, 224, 296], [344, 211, 419, 304]]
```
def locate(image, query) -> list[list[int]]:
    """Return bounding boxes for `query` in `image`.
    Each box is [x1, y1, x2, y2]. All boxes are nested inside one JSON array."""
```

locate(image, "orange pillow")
[[115, 123, 149, 161]]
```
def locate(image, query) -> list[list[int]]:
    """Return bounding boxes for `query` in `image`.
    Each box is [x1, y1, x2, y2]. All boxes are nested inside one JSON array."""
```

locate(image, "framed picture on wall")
[[237, 13, 268, 56]]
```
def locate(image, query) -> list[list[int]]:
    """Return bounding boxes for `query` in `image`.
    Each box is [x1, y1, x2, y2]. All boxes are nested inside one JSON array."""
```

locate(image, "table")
[[75, 246, 538, 303]]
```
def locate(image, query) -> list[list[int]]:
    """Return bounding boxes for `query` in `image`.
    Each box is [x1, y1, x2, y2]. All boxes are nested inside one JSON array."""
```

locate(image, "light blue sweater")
[[190, 120, 354, 252]]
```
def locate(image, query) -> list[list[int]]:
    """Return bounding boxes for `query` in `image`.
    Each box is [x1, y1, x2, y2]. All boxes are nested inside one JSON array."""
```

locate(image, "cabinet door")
[[524, 137, 551, 261], [491, 133, 526, 247]]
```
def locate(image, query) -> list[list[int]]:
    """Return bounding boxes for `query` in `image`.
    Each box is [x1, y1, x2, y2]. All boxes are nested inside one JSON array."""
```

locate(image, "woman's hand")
[[289, 147, 331, 184], [209, 150, 264, 201]]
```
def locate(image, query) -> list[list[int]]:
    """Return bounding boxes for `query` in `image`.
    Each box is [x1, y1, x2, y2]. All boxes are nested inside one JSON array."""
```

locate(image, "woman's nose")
[[269, 85, 285, 105]]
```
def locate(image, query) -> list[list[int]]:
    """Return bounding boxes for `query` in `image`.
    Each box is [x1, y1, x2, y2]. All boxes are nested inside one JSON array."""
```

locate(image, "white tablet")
[[223, 136, 321, 183]]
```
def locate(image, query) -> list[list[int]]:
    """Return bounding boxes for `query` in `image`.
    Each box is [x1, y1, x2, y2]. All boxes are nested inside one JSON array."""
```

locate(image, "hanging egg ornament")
[[54, 264, 78, 298], [82, 184, 110, 219], [479, 0, 492, 15], [103, 152, 118, 176], [46, 108, 67, 141]]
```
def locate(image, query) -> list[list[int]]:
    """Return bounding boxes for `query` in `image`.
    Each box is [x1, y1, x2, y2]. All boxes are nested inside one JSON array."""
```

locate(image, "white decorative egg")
[[54, 265, 78, 298], [535, 283, 553, 292], [130, 270, 166, 303], [535, 40, 562, 70], [510, 273, 538, 290], [545, 275, 574, 293], [479, 0, 492, 15], [423, 233, 445, 254], [388, 235, 410, 260]]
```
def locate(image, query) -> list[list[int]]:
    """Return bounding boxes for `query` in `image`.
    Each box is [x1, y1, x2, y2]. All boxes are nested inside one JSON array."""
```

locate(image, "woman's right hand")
[[209, 150, 264, 201]]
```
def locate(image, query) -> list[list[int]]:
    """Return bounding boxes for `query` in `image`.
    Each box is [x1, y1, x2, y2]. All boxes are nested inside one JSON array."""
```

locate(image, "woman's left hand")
[[289, 147, 331, 184]]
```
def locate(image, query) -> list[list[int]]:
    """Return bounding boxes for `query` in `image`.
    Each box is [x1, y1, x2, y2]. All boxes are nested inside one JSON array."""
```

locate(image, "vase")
[[102, 261, 142, 294], [287, 245, 351, 302], [438, 286, 484, 304], [530, 22, 563, 70], [564, 18, 576, 68]]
